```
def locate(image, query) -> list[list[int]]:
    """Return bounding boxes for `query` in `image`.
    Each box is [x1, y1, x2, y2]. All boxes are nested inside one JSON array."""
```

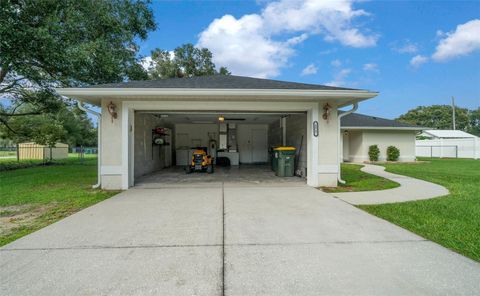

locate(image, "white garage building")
[[416, 130, 480, 159], [57, 75, 407, 190]]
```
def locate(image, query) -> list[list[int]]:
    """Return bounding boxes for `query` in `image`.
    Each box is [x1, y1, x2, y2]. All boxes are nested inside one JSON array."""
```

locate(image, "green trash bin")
[[274, 147, 296, 177], [271, 147, 279, 172]]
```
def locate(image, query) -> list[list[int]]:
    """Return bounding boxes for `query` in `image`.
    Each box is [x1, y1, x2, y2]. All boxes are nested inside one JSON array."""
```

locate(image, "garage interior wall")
[[174, 123, 219, 149], [134, 113, 173, 178], [344, 130, 416, 162], [268, 114, 307, 176]]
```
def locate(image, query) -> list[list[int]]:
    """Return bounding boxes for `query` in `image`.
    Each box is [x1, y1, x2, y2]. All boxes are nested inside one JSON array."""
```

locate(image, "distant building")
[[416, 130, 479, 159], [18, 142, 69, 160]]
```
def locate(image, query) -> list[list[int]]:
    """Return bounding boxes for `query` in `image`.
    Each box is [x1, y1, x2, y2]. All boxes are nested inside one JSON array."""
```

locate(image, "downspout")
[[77, 101, 101, 189], [337, 102, 358, 184]]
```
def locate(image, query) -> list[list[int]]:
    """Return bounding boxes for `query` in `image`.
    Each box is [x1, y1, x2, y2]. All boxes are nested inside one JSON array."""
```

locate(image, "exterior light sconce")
[[218, 115, 225, 122], [322, 103, 331, 122], [107, 101, 118, 123]]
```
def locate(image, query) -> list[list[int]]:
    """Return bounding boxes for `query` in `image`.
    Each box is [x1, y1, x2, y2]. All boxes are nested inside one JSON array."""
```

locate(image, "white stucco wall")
[[343, 130, 416, 162], [316, 104, 339, 186], [100, 99, 123, 190], [97, 99, 343, 189]]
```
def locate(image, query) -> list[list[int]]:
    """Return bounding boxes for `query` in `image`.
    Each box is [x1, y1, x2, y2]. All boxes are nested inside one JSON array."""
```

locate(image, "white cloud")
[[331, 59, 342, 67], [197, 14, 291, 78], [261, 0, 377, 47], [393, 41, 418, 54], [140, 56, 153, 70], [326, 68, 351, 86], [432, 19, 480, 61], [410, 55, 428, 67], [197, 0, 376, 78], [363, 63, 378, 72], [301, 64, 318, 76]]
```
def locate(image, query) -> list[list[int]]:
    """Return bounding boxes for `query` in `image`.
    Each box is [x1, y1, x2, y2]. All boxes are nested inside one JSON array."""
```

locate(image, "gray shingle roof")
[[87, 75, 357, 90], [341, 112, 419, 128]]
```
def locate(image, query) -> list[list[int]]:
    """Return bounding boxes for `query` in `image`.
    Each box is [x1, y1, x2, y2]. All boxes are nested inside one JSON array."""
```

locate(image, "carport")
[[57, 75, 377, 190]]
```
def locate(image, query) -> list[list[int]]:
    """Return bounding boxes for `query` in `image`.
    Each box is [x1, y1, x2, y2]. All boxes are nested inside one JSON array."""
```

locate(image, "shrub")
[[387, 146, 400, 161], [368, 145, 380, 161]]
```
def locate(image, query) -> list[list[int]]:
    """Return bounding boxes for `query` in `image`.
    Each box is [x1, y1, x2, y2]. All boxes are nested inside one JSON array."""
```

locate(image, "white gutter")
[[341, 126, 424, 131], [77, 101, 101, 189], [57, 88, 377, 99], [337, 103, 358, 184]]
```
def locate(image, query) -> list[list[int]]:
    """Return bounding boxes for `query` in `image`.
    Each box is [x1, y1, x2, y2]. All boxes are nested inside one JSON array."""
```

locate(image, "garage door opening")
[[132, 110, 308, 187]]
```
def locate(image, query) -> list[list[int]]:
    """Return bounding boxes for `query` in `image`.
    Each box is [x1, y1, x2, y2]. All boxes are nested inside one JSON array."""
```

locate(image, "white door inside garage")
[[238, 125, 268, 164]]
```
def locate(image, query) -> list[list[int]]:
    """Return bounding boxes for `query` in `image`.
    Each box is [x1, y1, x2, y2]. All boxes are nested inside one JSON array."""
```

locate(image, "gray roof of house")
[[87, 75, 357, 91], [341, 112, 419, 129]]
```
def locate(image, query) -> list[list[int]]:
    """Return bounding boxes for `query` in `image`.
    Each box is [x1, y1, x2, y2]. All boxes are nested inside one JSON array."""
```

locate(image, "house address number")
[[313, 121, 319, 137]]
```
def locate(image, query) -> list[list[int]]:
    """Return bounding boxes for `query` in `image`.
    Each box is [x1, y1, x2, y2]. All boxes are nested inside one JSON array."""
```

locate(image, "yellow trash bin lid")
[[273, 146, 296, 151]]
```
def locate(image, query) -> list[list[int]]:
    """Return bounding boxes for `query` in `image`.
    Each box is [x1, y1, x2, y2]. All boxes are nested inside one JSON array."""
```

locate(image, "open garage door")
[[132, 111, 308, 187]]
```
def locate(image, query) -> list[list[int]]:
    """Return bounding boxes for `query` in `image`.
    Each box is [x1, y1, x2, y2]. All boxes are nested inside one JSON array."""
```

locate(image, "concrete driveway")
[[1, 182, 479, 295]]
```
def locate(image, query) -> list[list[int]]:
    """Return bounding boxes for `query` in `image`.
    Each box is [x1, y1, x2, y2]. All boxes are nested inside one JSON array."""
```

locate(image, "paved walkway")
[[333, 164, 449, 205], [1, 182, 478, 295]]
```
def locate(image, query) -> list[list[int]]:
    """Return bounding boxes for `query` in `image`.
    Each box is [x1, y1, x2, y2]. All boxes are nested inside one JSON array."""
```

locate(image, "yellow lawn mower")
[[185, 148, 214, 174]]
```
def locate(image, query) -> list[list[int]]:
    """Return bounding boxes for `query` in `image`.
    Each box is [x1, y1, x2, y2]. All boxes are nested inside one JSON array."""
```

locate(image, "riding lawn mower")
[[185, 148, 214, 174]]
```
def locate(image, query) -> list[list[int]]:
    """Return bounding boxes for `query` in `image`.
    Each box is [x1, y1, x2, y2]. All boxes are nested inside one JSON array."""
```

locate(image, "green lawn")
[[323, 163, 399, 193], [0, 156, 117, 246], [360, 158, 480, 261]]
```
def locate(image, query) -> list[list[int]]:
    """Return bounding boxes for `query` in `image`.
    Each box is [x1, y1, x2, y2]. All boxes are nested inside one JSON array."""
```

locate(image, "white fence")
[[416, 137, 480, 159]]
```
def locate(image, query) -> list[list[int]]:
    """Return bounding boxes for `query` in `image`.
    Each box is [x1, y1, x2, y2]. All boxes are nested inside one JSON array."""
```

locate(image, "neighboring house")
[[57, 75, 420, 190], [340, 113, 421, 162], [416, 130, 480, 159]]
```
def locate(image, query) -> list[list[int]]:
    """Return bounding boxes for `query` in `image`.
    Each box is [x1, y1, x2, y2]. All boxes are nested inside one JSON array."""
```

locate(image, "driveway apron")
[[1, 182, 479, 295]]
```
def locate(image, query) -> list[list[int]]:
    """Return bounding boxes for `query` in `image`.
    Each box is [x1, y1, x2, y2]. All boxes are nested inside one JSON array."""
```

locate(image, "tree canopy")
[[397, 105, 480, 136], [0, 0, 156, 137], [1, 103, 97, 147], [146, 43, 230, 79]]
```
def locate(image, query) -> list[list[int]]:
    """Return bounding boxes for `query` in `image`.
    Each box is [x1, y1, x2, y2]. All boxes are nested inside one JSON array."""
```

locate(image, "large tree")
[[146, 43, 230, 79], [0, 0, 156, 136], [397, 105, 479, 136], [2, 103, 97, 147]]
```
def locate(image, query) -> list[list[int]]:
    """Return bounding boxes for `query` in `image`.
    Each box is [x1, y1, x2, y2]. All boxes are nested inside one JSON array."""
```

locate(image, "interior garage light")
[[218, 115, 225, 122]]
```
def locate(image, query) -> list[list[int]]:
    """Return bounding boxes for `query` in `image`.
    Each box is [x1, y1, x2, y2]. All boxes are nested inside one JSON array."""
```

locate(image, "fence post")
[[430, 146, 433, 158], [16, 143, 20, 162], [475, 137, 479, 160]]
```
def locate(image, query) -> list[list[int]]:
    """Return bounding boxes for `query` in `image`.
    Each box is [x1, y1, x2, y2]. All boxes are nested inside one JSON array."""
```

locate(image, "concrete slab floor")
[[135, 164, 306, 188], [1, 183, 479, 295]]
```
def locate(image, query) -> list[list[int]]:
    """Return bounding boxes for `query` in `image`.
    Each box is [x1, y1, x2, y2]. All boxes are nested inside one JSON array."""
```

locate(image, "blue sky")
[[138, 0, 480, 119]]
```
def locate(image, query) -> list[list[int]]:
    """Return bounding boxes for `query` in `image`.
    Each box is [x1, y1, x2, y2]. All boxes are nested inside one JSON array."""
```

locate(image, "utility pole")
[[452, 96, 456, 130]]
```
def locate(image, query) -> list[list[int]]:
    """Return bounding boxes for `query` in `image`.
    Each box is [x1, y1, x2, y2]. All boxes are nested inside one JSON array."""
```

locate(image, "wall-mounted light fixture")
[[322, 103, 331, 122], [218, 115, 225, 122], [107, 101, 118, 123]]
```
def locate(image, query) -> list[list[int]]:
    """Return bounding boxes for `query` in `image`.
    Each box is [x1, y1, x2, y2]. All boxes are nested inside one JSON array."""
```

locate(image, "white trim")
[[120, 100, 321, 189], [122, 101, 319, 112], [57, 87, 377, 98], [307, 104, 319, 187], [57, 88, 378, 108], [121, 105, 130, 190], [341, 126, 423, 131]]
